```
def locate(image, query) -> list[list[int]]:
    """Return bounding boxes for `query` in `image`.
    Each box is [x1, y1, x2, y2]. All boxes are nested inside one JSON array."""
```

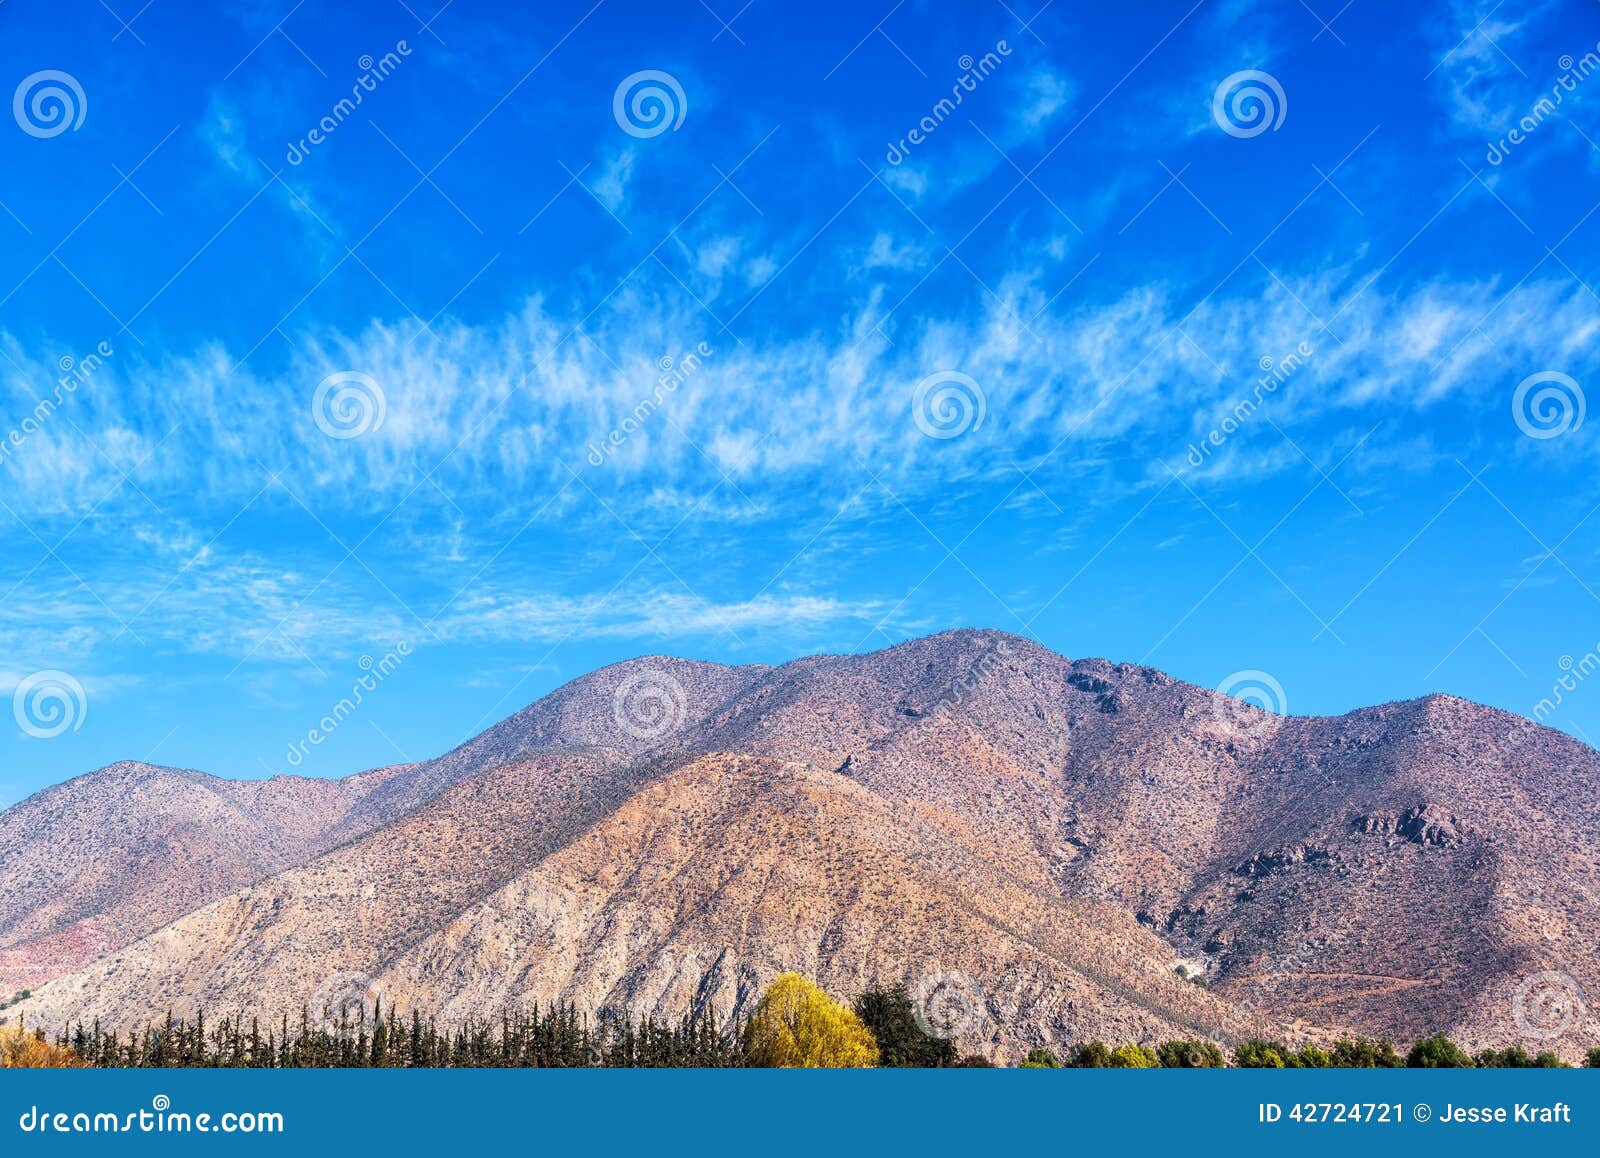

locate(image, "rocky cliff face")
[[6, 631, 1598, 1061]]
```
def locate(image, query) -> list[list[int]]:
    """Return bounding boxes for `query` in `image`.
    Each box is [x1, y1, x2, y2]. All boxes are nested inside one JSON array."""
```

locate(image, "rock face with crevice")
[[1355, 803, 1466, 847], [6, 631, 1599, 1061]]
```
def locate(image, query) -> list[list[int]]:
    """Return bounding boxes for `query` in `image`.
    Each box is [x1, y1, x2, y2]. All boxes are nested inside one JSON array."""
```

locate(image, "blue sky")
[[2, 0, 1600, 801]]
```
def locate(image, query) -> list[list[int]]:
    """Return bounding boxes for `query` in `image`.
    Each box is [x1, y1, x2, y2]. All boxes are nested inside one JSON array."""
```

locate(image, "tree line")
[[5, 974, 1597, 1069], [1024, 1035, 1594, 1068]]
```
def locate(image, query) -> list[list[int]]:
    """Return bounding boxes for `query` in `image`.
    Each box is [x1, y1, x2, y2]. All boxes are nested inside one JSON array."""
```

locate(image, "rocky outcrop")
[[1354, 803, 1466, 848], [1235, 844, 1331, 877]]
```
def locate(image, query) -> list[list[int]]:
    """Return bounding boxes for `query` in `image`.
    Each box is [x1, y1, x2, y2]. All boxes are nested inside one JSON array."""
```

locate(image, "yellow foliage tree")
[[743, 973, 880, 1068], [1, 1025, 86, 1068]]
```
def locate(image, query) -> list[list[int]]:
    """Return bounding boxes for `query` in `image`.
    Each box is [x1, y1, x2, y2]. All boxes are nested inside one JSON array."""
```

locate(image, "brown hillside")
[[7, 630, 1598, 1060]]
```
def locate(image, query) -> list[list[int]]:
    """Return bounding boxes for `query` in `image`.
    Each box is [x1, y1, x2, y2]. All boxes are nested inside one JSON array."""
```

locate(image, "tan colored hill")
[[381, 754, 1256, 1047], [7, 630, 1599, 1061], [0, 654, 759, 998], [0, 760, 411, 995]]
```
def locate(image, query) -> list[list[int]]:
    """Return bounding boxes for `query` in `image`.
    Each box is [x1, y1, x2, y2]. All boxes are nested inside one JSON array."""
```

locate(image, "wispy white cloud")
[[4, 261, 1597, 525], [1431, 0, 1536, 133], [592, 147, 635, 213]]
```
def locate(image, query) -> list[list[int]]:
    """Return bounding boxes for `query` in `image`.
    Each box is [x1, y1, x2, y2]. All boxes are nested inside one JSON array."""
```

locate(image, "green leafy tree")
[[1069, 1040, 1114, 1068], [1108, 1044, 1159, 1068], [1406, 1034, 1474, 1068], [1019, 1047, 1061, 1068], [851, 986, 957, 1068], [1156, 1039, 1225, 1067], [1296, 1045, 1333, 1068], [1473, 1046, 1566, 1068], [1234, 1038, 1296, 1068], [1587, 1047, 1600, 1068], [1329, 1037, 1402, 1067]]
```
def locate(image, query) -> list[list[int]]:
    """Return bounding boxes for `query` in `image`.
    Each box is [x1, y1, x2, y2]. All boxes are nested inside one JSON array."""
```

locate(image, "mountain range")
[[3, 629, 1596, 1062]]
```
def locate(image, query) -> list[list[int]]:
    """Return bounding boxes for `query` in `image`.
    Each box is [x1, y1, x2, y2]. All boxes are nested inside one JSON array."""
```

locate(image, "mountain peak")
[[7, 631, 1599, 1061]]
